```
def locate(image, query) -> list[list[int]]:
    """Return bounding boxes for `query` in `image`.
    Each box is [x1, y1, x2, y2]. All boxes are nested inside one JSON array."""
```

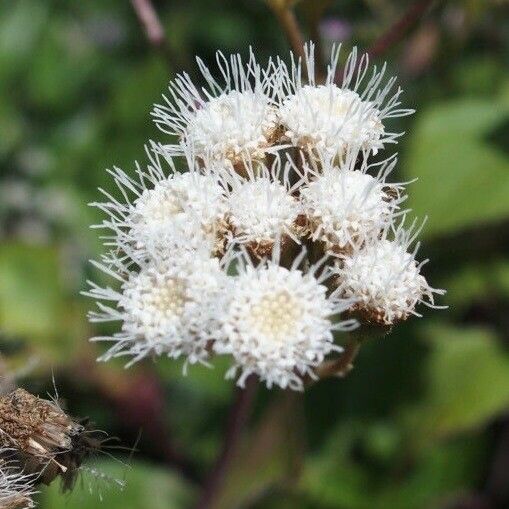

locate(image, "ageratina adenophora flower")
[[334, 221, 446, 325], [86, 249, 229, 368], [86, 44, 445, 391], [298, 150, 407, 252], [152, 50, 281, 167], [219, 157, 303, 257], [276, 44, 414, 158], [214, 248, 357, 390], [91, 145, 227, 258]]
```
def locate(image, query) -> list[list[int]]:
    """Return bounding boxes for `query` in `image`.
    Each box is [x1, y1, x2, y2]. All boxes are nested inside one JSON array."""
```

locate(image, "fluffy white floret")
[[334, 224, 445, 324], [279, 85, 384, 157], [86, 255, 229, 367], [182, 90, 278, 164], [91, 146, 227, 257], [299, 153, 405, 250], [128, 172, 226, 253], [276, 43, 414, 157], [227, 179, 299, 241], [153, 51, 280, 164], [221, 159, 302, 253], [214, 251, 357, 390]]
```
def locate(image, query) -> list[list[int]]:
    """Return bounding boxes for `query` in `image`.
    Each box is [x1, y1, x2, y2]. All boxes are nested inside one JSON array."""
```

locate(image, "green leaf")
[[300, 422, 372, 508], [404, 95, 509, 238], [300, 418, 485, 509], [440, 259, 509, 312], [371, 438, 485, 509], [452, 57, 506, 97], [38, 459, 193, 509], [0, 243, 87, 362], [0, 243, 63, 341], [402, 324, 509, 446]]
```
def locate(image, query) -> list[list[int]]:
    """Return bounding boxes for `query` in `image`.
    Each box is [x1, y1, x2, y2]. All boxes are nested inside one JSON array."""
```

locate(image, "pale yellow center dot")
[[249, 290, 302, 342], [149, 279, 187, 317]]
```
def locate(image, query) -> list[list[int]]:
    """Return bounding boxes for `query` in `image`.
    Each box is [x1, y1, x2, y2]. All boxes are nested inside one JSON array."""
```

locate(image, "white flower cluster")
[[87, 44, 444, 391]]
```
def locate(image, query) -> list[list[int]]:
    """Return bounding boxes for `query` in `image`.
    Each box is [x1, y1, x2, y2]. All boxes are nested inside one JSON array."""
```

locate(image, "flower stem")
[[335, 0, 436, 83], [194, 375, 258, 509], [367, 0, 436, 58], [268, 3, 306, 62], [315, 339, 361, 380], [130, 0, 179, 69]]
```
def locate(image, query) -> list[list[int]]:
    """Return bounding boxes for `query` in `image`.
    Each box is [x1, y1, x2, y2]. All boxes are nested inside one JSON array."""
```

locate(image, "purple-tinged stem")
[[194, 375, 258, 509]]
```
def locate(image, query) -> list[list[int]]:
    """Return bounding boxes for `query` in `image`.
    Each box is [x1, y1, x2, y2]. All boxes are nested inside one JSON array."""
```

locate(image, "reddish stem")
[[194, 375, 258, 509], [367, 0, 436, 59], [315, 340, 361, 381], [130, 0, 179, 68], [131, 0, 166, 48]]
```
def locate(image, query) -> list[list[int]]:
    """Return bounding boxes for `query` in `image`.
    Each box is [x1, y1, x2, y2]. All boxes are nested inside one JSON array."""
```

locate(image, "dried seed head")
[[0, 389, 102, 491], [2, 494, 32, 509], [0, 389, 80, 458]]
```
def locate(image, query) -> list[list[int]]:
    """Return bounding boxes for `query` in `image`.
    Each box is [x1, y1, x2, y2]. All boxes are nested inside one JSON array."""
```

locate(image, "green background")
[[1, 0, 508, 508]]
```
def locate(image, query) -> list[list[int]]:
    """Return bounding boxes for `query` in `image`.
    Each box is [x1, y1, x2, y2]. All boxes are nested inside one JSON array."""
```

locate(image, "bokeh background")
[[1, 0, 508, 508]]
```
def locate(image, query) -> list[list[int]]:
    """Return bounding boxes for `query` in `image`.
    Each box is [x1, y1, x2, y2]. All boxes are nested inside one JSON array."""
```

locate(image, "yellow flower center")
[[249, 290, 301, 342]]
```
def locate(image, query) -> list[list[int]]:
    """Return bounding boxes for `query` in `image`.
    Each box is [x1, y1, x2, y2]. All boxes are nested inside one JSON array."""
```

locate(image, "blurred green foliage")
[[0, 0, 508, 508], [41, 460, 193, 508]]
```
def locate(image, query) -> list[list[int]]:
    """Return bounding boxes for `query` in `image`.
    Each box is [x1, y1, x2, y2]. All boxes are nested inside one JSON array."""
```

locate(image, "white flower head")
[[92, 145, 227, 258], [128, 171, 226, 254], [153, 50, 281, 166], [86, 253, 229, 368], [221, 157, 303, 256], [215, 247, 357, 390], [0, 456, 36, 509], [276, 43, 414, 157], [334, 219, 446, 325], [299, 150, 406, 251], [85, 44, 446, 389]]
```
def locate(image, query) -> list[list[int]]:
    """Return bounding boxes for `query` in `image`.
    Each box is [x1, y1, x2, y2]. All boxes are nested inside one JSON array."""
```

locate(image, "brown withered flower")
[[0, 389, 103, 492]]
